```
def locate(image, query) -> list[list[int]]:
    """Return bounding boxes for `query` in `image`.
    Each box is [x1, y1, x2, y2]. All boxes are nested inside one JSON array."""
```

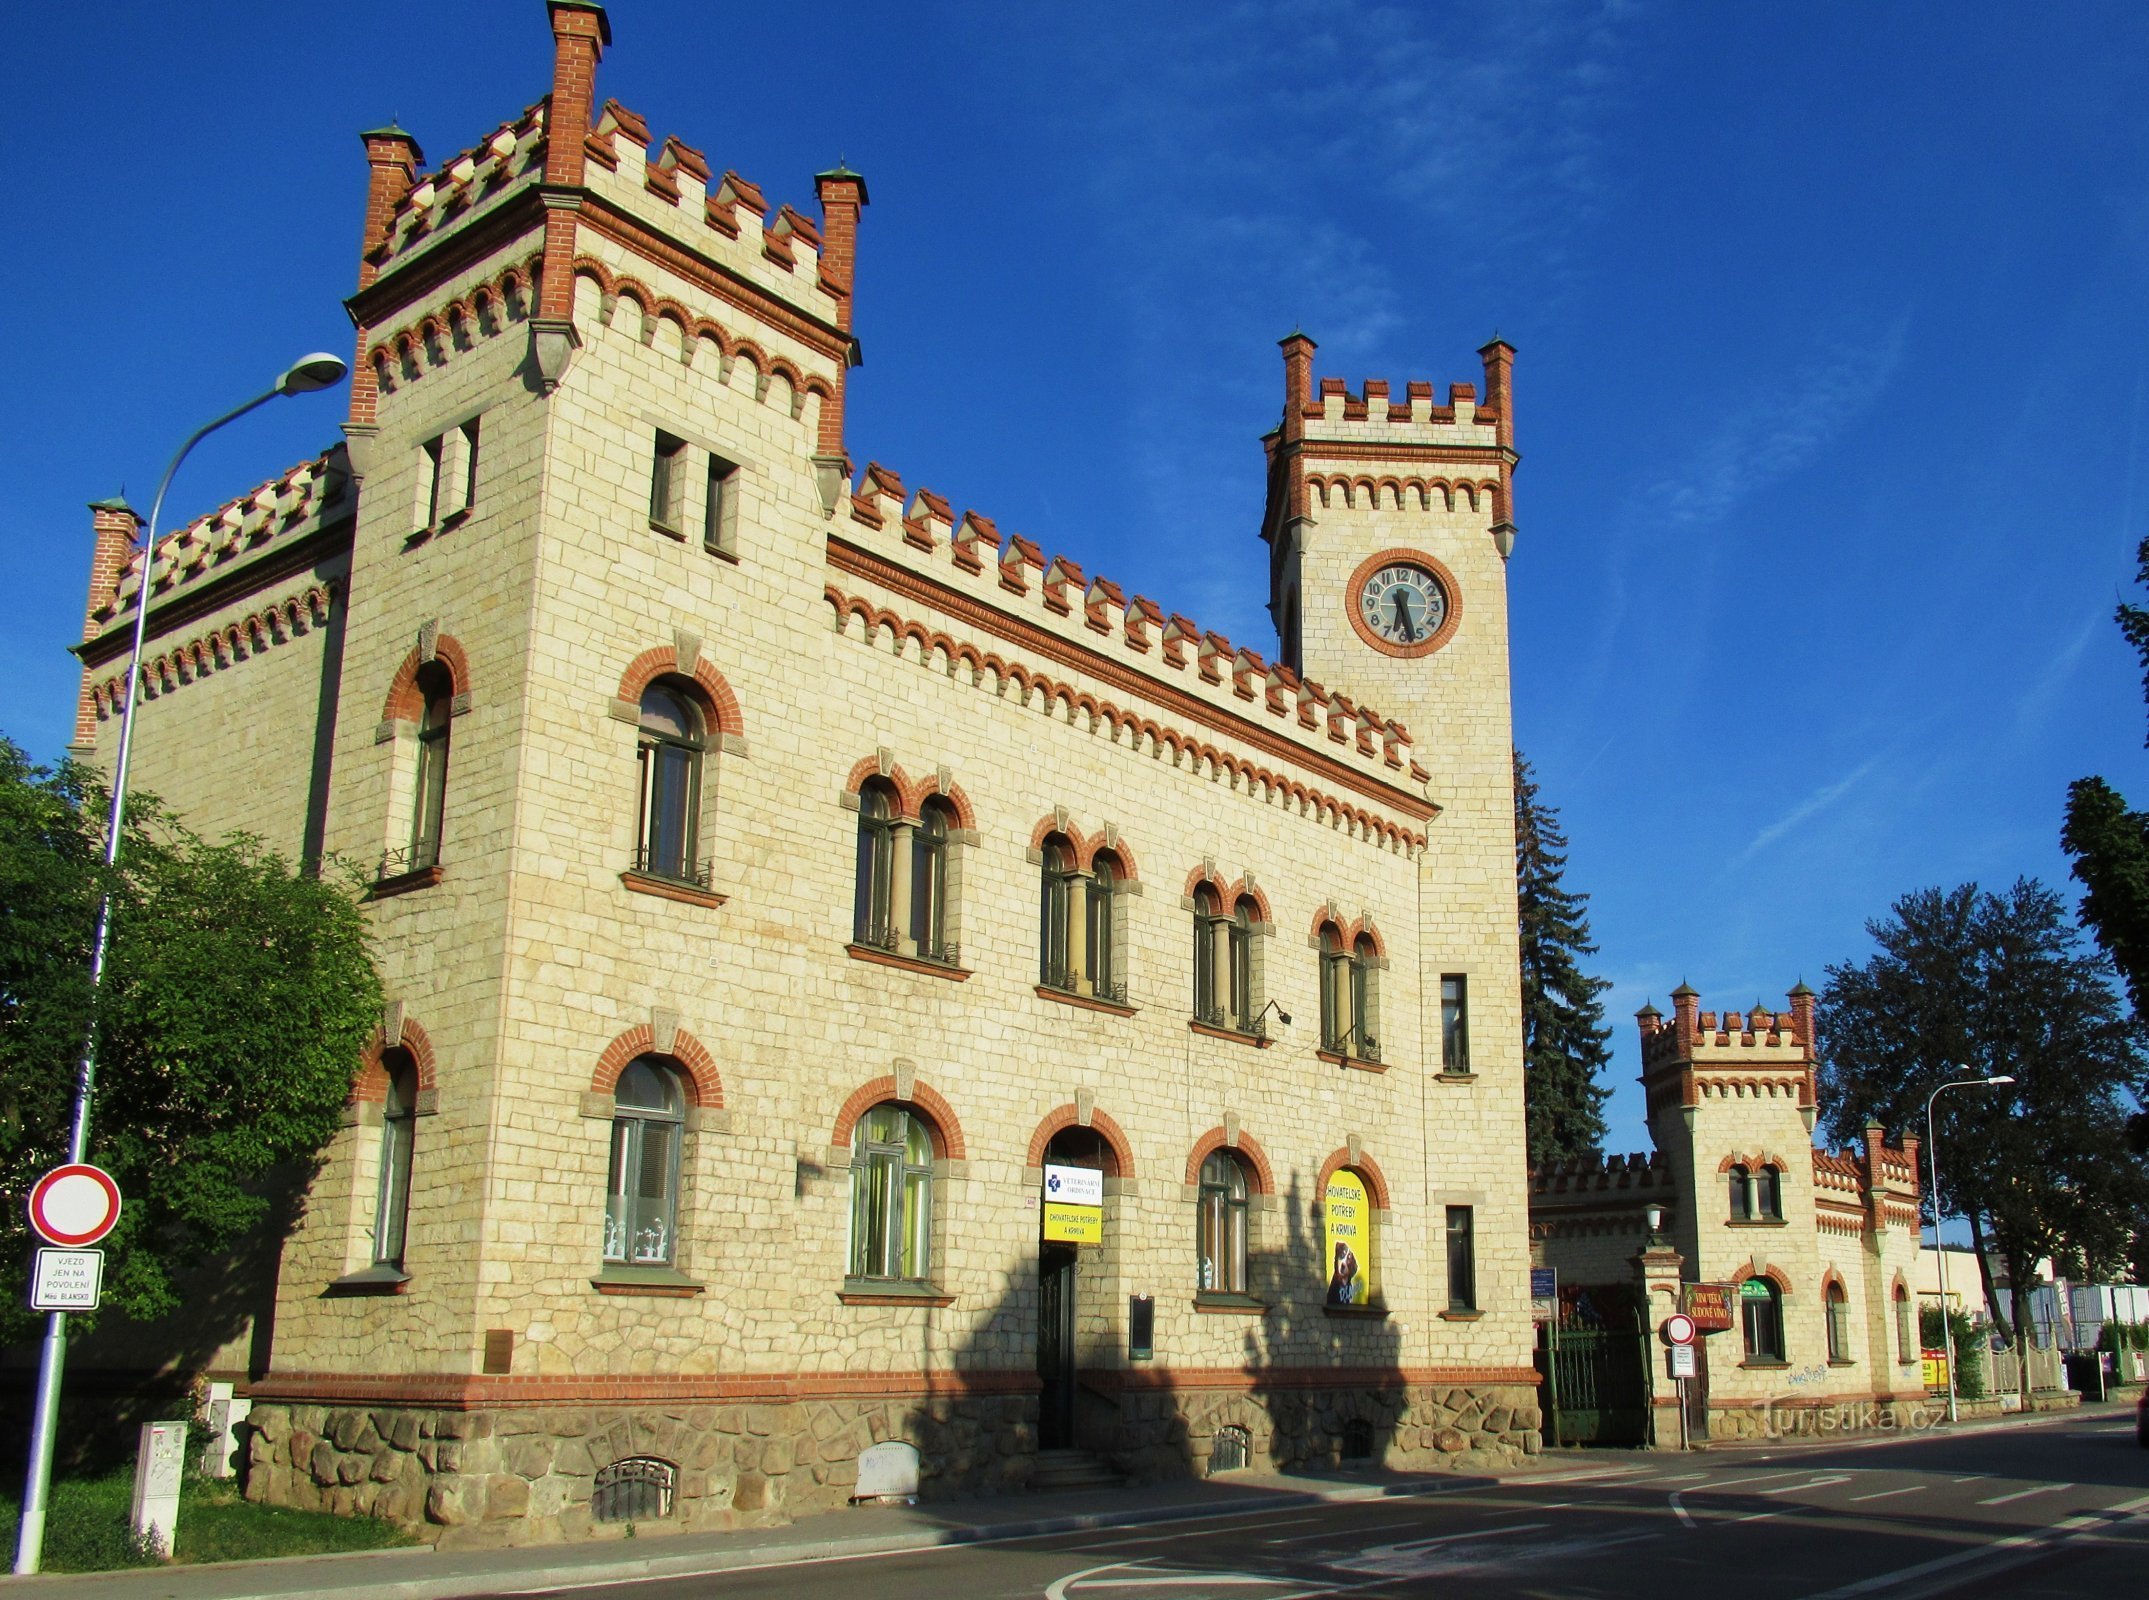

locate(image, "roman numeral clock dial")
[[1348, 555, 1459, 658]]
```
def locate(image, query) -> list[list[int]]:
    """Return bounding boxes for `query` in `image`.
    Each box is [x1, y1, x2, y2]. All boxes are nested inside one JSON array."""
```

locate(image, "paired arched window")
[[1825, 1279, 1853, 1363], [1039, 838, 1125, 1001], [1894, 1283, 1916, 1365], [849, 1104, 935, 1283], [1741, 1276, 1785, 1363], [1317, 926, 1381, 1060], [604, 1057, 686, 1266], [635, 682, 708, 886], [1729, 1162, 1783, 1222], [1729, 1163, 1751, 1220], [1193, 891, 1262, 1034], [372, 1052, 418, 1271], [408, 662, 453, 870], [854, 782, 959, 964], [1196, 1150, 1251, 1295]]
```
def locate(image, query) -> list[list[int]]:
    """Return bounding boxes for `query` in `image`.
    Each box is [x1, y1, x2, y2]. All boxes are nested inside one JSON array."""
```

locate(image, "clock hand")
[[1391, 590, 1416, 642]]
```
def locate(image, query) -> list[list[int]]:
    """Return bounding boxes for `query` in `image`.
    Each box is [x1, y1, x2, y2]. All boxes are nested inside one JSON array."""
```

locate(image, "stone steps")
[[1032, 1447, 1124, 1491]]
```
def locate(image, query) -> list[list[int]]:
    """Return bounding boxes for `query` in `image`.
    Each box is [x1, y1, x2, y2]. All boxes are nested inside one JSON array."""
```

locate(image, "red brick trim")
[[1305, 474, 1502, 514], [1093, 1365, 1540, 1394], [616, 648, 743, 738], [620, 872, 727, 909], [1024, 1105, 1135, 1177], [249, 1368, 1041, 1409], [1315, 1150, 1393, 1211], [845, 944, 972, 980], [1307, 909, 1387, 958], [353, 1019, 437, 1103], [1342, 549, 1463, 660], [1185, 1128, 1275, 1194], [1181, 867, 1271, 923], [382, 636, 471, 722], [91, 583, 339, 719], [841, 756, 978, 829], [1025, 815, 1143, 880], [566, 255, 840, 395], [1821, 1269, 1849, 1298], [831, 1077, 967, 1160], [1718, 1150, 1791, 1175], [1036, 985, 1137, 1018], [366, 254, 544, 386], [590, 1025, 724, 1109], [1730, 1260, 1794, 1294]]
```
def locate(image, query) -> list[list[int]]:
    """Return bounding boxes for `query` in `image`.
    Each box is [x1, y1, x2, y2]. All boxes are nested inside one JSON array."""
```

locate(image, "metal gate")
[[1536, 1322, 1651, 1447]]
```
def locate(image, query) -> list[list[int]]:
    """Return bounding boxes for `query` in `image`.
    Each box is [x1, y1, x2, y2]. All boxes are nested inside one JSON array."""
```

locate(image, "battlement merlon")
[[1635, 982, 1820, 1115], [342, 3, 864, 454], [1263, 332, 1518, 554]]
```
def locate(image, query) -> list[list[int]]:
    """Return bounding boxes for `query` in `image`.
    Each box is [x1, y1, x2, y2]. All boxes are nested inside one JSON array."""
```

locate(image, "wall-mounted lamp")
[[1644, 1202, 1666, 1245], [1255, 999, 1293, 1029]]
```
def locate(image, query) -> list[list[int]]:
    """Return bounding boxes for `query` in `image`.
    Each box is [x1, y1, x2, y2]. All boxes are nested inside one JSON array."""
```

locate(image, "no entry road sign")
[[27, 1165, 122, 1248], [1662, 1312, 1697, 1346]]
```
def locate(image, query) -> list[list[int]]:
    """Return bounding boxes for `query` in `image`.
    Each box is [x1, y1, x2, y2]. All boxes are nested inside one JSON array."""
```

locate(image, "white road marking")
[[1263, 1519, 1421, 1544], [1077, 1580, 1293, 1589], [1977, 1482, 2071, 1505], [1692, 1470, 1810, 1492], [1800, 1491, 2149, 1598], [1671, 1492, 1695, 1529], [1849, 1485, 1926, 1502], [1758, 1475, 1854, 1496]]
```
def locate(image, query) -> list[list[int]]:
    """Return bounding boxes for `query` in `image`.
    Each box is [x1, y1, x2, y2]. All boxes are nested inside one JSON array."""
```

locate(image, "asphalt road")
[[500, 1411, 2148, 1600]]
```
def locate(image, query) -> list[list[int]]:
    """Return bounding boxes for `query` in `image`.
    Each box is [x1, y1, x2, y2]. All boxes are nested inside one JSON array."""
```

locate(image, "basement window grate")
[[592, 1457, 676, 1523]]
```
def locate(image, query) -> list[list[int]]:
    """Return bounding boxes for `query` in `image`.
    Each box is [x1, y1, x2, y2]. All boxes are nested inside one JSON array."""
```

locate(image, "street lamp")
[[1924, 1071, 2017, 1426], [12, 353, 348, 1577]]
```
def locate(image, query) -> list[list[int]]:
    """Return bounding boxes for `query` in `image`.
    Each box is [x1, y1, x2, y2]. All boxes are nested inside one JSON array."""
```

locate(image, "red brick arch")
[[1184, 1127, 1275, 1195], [1315, 1149, 1393, 1211], [1821, 1268, 1849, 1297], [381, 636, 471, 722], [590, 1025, 725, 1109], [616, 648, 743, 738], [1182, 867, 1271, 923], [353, 1018, 437, 1103], [842, 756, 978, 829], [1717, 1150, 1791, 1174], [832, 1076, 967, 1160], [1730, 1260, 1794, 1294], [1025, 1105, 1136, 1177]]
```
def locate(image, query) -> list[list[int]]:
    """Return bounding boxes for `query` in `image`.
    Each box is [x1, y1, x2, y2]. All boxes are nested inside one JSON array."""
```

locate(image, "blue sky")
[[6, 2, 2149, 1153]]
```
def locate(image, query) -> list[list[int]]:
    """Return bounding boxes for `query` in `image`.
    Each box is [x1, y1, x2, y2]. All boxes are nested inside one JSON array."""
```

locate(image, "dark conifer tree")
[[1515, 748, 1613, 1165]]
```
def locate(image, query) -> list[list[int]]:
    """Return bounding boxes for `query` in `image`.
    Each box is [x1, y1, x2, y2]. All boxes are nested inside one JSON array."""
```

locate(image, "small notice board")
[[31, 1249, 104, 1312]]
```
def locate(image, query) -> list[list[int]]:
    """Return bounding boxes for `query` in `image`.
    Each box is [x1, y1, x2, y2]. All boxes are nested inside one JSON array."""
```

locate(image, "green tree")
[[0, 737, 381, 1343], [1515, 749, 1613, 1165], [1817, 880, 2149, 1344]]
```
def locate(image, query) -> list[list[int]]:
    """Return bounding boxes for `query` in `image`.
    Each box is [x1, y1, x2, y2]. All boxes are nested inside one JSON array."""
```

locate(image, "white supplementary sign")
[[1043, 1164, 1104, 1207], [1663, 1313, 1696, 1346], [28, 1163, 122, 1248], [31, 1249, 103, 1312], [1669, 1342, 1697, 1379]]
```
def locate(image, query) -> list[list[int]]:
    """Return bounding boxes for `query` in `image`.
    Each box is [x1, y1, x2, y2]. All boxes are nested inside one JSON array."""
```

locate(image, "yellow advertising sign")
[[1324, 1170, 1376, 1306], [1921, 1348, 1949, 1390], [1043, 1202, 1102, 1244]]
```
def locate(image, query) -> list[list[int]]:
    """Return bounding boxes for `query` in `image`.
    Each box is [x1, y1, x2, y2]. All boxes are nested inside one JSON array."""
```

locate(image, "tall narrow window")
[[704, 453, 739, 555], [849, 1104, 934, 1283], [1040, 835, 1077, 991], [419, 434, 445, 530], [1445, 1205, 1476, 1312], [1826, 1281, 1852, 1363], [853, 779, 898, 947], [1440, 975, 1470, 1072], [1192, 886, 1224, 1026], [604, 1058, 685, 1266], [636, 683, 706, 884], [1228, 898, 1255, 1032], [1318, 925, 1348, 1052], [1197, 1151, 1250, 1295], [408, 662, 453, 870], [1350, 934, 1379, 1060], [911, 799, 953, 962], [1741, 1277, 1785, 1362], [650, 430, 687, 530], [1729, 1163, 1753, 1221], [1086, 850, 1122, 1001], [450, 416, 480, 515], [1894, 1284, 1915, 1364], [372, 1056, 417, 1271], [1756, 1164, 1783, 1220]]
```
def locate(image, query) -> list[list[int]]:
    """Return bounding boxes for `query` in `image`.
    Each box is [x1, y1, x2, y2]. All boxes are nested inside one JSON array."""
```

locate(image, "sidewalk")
[[0, 1462, 1539, 1600]]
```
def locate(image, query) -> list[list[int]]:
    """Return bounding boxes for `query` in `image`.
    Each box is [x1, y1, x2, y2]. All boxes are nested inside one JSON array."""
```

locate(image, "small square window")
[[704, 453, 740, 555], [650, 431, 687, 531]]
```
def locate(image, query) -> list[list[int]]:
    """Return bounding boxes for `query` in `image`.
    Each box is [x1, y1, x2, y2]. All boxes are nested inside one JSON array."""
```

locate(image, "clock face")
[[1357, 562, 1448, 648]]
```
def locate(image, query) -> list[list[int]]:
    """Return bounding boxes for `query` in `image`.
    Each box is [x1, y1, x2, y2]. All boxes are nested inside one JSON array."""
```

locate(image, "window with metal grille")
[[1209, 1426, 1250, 1474], [591, 1457, 675, 1523], [1341, 1418, 1374, 1460]]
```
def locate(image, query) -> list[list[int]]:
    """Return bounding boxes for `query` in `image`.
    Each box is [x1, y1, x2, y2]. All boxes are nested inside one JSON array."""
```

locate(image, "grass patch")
[[0, 1471, 418, 1573]]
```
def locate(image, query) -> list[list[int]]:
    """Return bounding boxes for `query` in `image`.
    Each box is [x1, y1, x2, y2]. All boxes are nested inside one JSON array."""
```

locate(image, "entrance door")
[[1038, 1242, 1078, 1447]]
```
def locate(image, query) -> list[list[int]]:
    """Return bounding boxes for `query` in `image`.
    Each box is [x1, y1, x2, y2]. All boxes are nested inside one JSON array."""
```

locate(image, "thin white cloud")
[[1733, 756, 1883, 865], [2012, 608, 2103, 738]]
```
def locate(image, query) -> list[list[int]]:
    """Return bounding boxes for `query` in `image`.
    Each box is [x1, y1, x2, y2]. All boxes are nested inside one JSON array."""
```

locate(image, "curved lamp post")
[[13, 354, 348, 1576], [1925, 1071, 2016, 1425]]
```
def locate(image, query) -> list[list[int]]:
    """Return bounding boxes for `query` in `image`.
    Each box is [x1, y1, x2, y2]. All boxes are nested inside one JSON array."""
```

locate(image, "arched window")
[[1741, 1276, 1785, 1363], [1086, 850, 1123, 1001], [1729, 1163, 1752, 1221], [1894, 1283, 1916, 1364], [1039, 834, 1078, 991], [1755, 1164, 1782, 1220], [850, 1104, 934, 1283], [1318, 925, 1347, 1051], [912, 798, 954, 961], [408, 662, 453, 870], [1350, 934, 1380, 1061], [1826, 1279, 1852, 1363], [1192, 885, 1224, 1025], [372, 1053, 418, 1271], [604, 1057, 685, 1266], [1197, 1150, 1250, 1295], [636, 683, 706, 885], [1228, 898, 1256, 1032], [854, 778, 899, 947]]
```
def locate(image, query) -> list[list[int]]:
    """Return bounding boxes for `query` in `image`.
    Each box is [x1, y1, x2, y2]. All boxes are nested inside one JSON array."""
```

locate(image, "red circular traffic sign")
[[1663, 1313, 1697, 1346], [28, 1164, 122, 1247]]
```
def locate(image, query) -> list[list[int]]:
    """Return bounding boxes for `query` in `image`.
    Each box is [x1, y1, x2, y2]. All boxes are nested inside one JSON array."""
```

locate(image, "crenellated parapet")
[[1635, 982, 1819, 1118], [823, 457, 1440, 852], [1529, 1149, 1675, 1200], [363, 101, 550, 279]]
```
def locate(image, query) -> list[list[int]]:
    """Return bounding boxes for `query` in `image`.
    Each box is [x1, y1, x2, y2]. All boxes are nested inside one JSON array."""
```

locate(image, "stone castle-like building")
[[64, 4, 1537, 1542]]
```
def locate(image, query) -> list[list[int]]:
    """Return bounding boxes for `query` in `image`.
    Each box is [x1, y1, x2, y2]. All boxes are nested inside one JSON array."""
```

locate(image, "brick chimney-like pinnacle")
[[74, 497, 142, 751]]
